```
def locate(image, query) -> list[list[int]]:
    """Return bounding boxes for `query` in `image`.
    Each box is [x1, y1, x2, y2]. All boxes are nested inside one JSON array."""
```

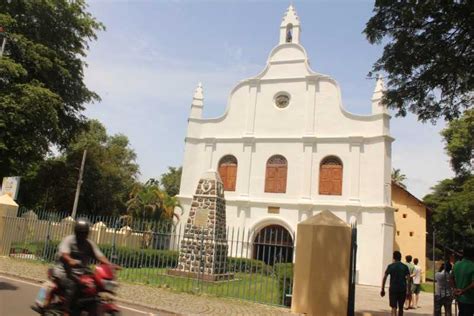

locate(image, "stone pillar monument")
[[169, 170, 233, 281]]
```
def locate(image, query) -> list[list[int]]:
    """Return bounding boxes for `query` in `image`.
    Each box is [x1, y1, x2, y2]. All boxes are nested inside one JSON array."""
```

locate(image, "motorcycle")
[[32, 263, 121, 316]]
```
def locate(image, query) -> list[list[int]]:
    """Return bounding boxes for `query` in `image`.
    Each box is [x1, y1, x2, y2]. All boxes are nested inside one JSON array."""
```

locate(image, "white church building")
[[178, 5, 395, 286]]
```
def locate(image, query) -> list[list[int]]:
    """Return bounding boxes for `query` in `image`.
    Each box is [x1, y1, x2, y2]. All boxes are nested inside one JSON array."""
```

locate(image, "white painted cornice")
[[177, 194, 394, 211], [185, 135, 394, 144]]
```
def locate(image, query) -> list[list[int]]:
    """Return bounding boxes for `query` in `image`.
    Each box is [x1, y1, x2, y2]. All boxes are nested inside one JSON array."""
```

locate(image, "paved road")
[[0, 275, 165, 316]]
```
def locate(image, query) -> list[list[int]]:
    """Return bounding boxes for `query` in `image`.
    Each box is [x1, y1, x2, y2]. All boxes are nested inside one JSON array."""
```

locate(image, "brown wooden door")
[[265, 165, 287, 193], [265, 167, 276, 192], [277, 166, 287, 193], [219, 163, 237, 191], [319, 164, 342, 195]]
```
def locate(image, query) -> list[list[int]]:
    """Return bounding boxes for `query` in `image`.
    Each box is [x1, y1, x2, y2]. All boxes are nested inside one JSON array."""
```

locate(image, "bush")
[[100, 245, 178, 268], [226, 257, 270, 273], [274, 263, 293, 307], [19, 240, 271, 275], [25, 241, 179, 269], [35, 240, 60, 262]]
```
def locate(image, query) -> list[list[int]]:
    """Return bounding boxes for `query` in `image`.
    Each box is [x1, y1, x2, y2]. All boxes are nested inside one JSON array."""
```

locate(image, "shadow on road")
[[0, 281, 19, 291]]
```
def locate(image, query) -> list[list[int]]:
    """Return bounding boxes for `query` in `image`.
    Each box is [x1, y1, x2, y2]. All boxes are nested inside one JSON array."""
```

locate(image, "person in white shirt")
[[412, 258, 422, 308], [435, 262, 453, 316]]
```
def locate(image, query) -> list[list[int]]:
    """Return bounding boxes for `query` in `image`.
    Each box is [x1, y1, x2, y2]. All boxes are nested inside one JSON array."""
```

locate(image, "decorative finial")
[[371, 74, 388, 114], [373, 74, 385, 95], [281, 4, 300, 27], [194, 82, 204, 100]]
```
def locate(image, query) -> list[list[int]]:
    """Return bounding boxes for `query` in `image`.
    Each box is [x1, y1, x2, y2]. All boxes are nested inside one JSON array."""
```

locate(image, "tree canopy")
[[441, 109, 473, 176], [18, 120, 139, 215], [0, 0, 104, 178], [126, 178, 182, 221], [364, 1, 473, 122], [160, 166, 182, 197], [424, 176, 473, 250], [424, 110, 473, 250]]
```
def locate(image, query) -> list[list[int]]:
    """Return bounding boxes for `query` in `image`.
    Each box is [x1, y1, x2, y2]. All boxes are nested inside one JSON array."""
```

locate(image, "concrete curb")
[[0, 270, 179, 315]]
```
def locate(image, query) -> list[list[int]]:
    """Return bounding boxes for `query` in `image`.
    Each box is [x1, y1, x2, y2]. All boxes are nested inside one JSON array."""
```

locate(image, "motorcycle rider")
[[53, 218, 117, 316]]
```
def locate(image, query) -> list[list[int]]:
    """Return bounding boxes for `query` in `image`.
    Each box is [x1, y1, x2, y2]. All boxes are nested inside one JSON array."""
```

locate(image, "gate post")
[[0, 194, 19, 217], [291, 210, 352, 316]]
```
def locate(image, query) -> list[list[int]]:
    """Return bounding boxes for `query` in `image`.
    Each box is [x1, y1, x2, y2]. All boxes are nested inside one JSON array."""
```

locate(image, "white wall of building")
[[177, 5, 394, 286]]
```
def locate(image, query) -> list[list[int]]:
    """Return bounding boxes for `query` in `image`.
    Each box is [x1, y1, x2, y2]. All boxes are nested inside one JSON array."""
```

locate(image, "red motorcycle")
[[32, 263, 121, 316]]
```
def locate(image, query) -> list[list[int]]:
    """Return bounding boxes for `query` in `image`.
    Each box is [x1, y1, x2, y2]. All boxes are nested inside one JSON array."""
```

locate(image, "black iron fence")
[[1, 209, 295, 307]]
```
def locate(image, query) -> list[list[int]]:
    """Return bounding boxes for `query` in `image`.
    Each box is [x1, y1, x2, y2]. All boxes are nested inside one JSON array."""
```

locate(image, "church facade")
[[178, 5, 395, 286]]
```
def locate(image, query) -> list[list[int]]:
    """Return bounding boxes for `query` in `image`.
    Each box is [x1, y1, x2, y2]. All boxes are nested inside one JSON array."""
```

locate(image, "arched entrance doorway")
[[253, 225, 294, 265]]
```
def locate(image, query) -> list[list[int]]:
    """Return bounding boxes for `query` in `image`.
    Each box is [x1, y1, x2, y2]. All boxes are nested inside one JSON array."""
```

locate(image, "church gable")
[[186, 5, 390, 141]]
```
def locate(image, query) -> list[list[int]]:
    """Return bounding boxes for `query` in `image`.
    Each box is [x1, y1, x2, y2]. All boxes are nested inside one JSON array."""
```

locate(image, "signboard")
[[268, 206, 280, 214], [1, 177, 21, 200], [194, 209, 209, 228]]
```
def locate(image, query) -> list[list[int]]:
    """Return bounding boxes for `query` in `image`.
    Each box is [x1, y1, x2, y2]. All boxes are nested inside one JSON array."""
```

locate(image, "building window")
[[409, 232, 414, 237], [274, 92, 290, 109], [403, 214, 407, 218], [265, 155, 288, 193], [218, 155, 238, 191], [396, 231, 400, 236], [319, 156, 343, 195]]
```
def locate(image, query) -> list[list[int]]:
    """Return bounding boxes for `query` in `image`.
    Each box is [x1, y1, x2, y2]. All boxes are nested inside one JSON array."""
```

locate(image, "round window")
[[274, 93, 290, 109]]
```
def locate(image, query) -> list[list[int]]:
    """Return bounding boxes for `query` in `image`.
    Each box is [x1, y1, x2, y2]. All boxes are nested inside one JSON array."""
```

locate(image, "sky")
[[83, 0, 453, 199]]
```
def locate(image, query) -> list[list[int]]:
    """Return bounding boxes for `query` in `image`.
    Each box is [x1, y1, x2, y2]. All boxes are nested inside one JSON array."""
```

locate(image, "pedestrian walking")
[[435, 262, 453, 316], [381, 251, 410, 316], [412, 258, 422, 308], [453, 246, 474, 316], [404, 255, 415, 309]]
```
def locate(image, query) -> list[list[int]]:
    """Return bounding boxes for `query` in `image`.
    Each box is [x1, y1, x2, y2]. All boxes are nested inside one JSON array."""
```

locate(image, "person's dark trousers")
[[59, 276, 78, 314], [434, 296, 452, 316], [458, 302, 474, 316], [389, 290, 406, 316]]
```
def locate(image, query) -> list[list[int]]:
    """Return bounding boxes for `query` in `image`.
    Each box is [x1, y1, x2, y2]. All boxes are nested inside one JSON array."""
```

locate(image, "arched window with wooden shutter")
[[265, 155, 288, 193], [319, 156, 343, 195], [218, 155, 238, 191]]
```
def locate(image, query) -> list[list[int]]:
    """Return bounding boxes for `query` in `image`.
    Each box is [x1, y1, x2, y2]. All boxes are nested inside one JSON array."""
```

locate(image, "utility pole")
[[71, 149, 87, 219]]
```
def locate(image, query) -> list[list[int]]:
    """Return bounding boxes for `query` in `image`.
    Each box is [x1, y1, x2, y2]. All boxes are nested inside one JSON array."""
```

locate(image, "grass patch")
[[425, 269, 434, 281], [421, 282, 434, 293], [118, 268, 283, 305]]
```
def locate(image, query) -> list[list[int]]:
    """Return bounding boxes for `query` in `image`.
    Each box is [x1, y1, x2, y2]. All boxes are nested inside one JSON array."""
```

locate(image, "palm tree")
[[126, 179, 181, 221], [161, 194, 182, 221], [392, 168, 407, 189], [126, 180, 162, 218]]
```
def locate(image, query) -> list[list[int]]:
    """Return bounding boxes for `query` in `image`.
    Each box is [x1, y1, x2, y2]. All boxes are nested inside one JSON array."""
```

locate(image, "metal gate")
[[347, 219, 357, 316]]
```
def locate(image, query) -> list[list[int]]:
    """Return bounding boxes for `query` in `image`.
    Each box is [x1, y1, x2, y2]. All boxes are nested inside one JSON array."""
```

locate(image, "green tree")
[[391, 168, 407, 189], [0, 0, 104, 178], [441, 109, 473, 176], [364, 1, 473, 122], [160, 166, 182, 197], [424, 176, 473, 250], [424, 110, 474, 250], [126, 179, 181, 221], [18, 120, 139, 215], [126, 180, 163, 220]]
